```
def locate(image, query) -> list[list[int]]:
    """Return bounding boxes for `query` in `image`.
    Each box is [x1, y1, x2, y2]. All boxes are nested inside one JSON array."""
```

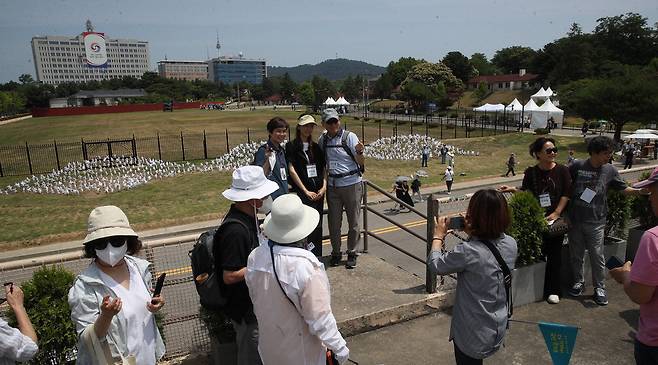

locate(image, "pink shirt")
[[630, 226, 658, 346]]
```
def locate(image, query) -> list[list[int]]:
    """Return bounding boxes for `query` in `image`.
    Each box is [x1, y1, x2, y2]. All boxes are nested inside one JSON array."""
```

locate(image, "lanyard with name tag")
[[280, 167, 287, 181], [539, 193, 551, 207], [306, 164, 317, 178], [579, 188, 596, 204]]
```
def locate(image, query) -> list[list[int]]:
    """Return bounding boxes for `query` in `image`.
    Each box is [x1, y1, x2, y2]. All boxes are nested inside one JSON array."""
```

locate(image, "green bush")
[[363, 117, 370, 122], [589, 121, 601, 129], [6, 266, 77, 364], [449, 112, 459, 119], [534, 128, 549, 135], [507, 191, 547, 267], [605, 189, 631, 238], [353, 116, 360, 120], [200, 307, 236, 344], [630, 172, 658, 228]]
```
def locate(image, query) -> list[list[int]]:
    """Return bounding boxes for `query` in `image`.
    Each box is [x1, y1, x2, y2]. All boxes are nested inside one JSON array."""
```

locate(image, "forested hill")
[[268, 58, 385, 82]]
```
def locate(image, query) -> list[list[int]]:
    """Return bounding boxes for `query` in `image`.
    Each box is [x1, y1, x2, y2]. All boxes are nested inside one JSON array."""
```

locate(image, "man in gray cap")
[[318, 108, 365, 269]]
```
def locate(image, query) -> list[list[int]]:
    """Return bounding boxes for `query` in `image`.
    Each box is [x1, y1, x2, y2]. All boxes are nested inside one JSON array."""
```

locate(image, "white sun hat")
[[83, 205, 138, 244], [222, 165, 280, 202], [263, 194, 319, 244]]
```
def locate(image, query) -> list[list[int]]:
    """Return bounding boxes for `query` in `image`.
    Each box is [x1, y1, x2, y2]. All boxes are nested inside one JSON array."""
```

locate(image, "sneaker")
[[594, 288, 608, 306], [568, 282, 584, 297], [346, 251, 357, 269], [329, 253, 342, 267], [547, 295, 560, 304]]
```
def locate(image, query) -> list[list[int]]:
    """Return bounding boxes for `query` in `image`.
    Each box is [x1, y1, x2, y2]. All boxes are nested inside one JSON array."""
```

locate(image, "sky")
[[0, 0, 656, 83]]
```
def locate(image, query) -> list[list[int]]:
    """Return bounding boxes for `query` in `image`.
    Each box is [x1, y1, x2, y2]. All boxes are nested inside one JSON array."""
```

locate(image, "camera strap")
[[481, 240, 513, 320]]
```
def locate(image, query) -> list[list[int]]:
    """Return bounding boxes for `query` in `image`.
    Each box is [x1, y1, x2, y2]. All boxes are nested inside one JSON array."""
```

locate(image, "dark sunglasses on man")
[[93, 236, 127, 250], [545, 147, 558, 154], [325, 119, 339, 125]]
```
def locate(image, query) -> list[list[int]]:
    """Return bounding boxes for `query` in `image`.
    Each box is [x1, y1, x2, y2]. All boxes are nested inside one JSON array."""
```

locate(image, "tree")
[[386, 57, 424, 87], [279, 73, 297, 101], [561, 69, 658, 141], [311, 75, 336, 106], [441, 51, 476, 83], [593, 13, 658, 66], [262, 77, 281, 99], [400, 61, 462, 110], [469, 53, 497, 76], [373, 73, 393, 100], [492, 46, 537, 74], [296, 81, 315, 106], [18, 73, 34, 84], [340, 75, 360, 101]]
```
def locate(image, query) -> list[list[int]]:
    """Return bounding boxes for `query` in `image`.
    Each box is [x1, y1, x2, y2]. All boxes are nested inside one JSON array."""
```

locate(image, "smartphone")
[[605, 256, 624, 270], [448, 216, 466, 230], [152, 273, 166, 298]]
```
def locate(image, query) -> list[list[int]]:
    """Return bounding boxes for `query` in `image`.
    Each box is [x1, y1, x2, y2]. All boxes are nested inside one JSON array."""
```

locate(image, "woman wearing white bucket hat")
[[68, 205, 165, 365], [246, 194, 349, 365]]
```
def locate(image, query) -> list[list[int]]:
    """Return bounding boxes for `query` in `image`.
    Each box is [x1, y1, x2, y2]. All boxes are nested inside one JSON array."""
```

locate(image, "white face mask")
[[96, 243, 128, 267], [257, 196, 273, 214]]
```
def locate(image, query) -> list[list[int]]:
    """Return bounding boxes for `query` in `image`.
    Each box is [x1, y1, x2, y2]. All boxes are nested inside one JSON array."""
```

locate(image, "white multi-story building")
[[31, 34, 150, 85], [157, 60, 208, 81]]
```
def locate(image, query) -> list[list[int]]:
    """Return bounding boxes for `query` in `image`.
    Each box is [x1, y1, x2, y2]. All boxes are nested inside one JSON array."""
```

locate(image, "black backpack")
[[189, 218, 247, 311], [320, 130, 365, 175]]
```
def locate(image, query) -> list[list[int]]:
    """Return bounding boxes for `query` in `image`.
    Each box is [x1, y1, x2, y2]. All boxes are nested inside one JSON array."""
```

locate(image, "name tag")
[[539, 193, 551, 208], [580, 188, 596, 203], [329, 161, 339, 170], [306, 242, 315, 252], [280, 167, 287, 181], [306, 164, 318, 178]]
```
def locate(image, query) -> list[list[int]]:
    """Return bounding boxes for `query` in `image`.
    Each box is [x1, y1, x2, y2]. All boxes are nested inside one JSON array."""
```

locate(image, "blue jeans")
[[568, 222, 606, 289], [635, 339, 658, 365]]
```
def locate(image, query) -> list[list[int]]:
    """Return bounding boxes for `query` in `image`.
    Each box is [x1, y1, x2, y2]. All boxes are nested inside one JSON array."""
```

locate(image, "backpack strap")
[[480, 240, 513, 320]]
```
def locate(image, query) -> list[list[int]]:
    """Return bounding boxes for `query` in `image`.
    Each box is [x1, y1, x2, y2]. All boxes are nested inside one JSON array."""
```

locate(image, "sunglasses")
[[325, 119, 339, 125], [93, 237, 127, 250], [544, 147, 558, 154]]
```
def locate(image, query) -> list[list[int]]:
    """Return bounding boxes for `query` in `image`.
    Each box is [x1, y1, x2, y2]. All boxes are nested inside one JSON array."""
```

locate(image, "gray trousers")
[[327, 182, 363, 255], [568, 222, 606, 289], [231, 319, 262, 365]]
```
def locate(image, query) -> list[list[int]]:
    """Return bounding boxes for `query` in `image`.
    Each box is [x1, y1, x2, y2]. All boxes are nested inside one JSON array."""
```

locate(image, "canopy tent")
[[635, 129, 658, 135], [323, 97, 337, 105], [505, 98, 524, 112], [473, 103, 505, 112], [530, 98, 564, 129], [524, 99, 540, 111], [623, 133, 658, 140], [335, 96, 350, 105], [545, 87, 554, 97], [530, 87, 548, 101]]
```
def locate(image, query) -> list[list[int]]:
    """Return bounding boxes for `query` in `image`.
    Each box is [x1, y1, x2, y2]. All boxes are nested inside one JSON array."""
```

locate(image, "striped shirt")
[[0, 317, 38, 364]]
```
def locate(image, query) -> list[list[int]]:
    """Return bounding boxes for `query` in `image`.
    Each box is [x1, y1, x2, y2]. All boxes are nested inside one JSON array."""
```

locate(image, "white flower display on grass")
[[363, 134, 479, 160]]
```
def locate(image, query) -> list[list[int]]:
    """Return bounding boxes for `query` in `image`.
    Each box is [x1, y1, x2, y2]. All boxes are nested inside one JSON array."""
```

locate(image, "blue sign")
[[538, 321, 579, 365]]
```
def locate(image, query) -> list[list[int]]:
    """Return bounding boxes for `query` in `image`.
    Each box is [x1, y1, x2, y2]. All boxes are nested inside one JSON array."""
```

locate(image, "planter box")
[[512, 261, 547, 307], [209, 338, 237, 365], [627, 226, 647, 262], [561, 236, 627, 288]]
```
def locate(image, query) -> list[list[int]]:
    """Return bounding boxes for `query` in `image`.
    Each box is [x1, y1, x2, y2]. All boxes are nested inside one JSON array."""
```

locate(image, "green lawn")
[[0, 130, 590, 250]]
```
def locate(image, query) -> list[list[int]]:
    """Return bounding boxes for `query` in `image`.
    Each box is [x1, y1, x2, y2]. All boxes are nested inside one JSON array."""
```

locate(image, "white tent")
[[531, 87, 548, 101], [530, 98, 564, 129], [623, 133, 658, 140], [473, 103, 505, 112], [505, 98, 523, 112], [545, 87, 554, 97], [323, 97, 337, 105], [524, 99, 540, 111], [335, 96, 350, 105]]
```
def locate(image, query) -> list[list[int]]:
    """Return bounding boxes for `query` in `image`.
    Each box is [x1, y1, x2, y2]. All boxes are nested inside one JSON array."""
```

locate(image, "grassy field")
[[0, 115, 590, 250]]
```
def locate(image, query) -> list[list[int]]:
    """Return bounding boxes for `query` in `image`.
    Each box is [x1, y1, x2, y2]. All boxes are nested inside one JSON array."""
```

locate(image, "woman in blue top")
[[428, 189, 517, 364]]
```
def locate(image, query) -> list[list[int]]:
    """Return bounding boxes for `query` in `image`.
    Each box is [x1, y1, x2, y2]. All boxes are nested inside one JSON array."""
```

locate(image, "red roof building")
[[467, 69, 539, 91]]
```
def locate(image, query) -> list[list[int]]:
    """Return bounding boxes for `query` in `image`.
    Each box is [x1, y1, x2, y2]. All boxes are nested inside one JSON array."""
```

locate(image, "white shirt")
[[0, 317, 38, 365], [99, 260, 156, 365], [444, 169, 454, 181], [246, 243, 349, 365]]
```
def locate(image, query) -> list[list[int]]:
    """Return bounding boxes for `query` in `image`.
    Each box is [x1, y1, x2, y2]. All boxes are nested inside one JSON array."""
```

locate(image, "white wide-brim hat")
[[222, 165, 280, 202], [263, 194, 319, 244], [83, 205, 138, 244]]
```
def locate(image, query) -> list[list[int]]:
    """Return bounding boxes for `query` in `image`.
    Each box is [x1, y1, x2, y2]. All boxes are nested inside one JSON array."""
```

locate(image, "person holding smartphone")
[[428, 189, 517, 364], [611, 167, 658, 364], [499, 137, 572, 304], [68, 206, 165, 365], [0, 283, 38, 363]]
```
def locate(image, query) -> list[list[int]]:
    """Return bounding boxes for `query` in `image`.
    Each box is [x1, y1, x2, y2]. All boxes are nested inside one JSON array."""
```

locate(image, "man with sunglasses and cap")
[[318, 108, 365, 269], [246, 194, 349, 365], [216, 165, 279, 365], [611, 167, 658, 364], [0, 283, 38, 364]]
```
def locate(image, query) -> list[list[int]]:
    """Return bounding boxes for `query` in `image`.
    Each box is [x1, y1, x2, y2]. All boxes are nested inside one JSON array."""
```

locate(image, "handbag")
[[547, 216, 570, 237], [81, 323, 136, 365]]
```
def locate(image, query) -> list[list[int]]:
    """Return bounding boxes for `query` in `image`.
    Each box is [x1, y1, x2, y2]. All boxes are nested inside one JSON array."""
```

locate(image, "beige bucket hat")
[[83, 205, 138, 244], [263, 194, 319, 244]]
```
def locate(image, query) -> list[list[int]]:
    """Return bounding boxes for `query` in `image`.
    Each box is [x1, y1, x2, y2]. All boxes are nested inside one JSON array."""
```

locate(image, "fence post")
[[180, 131, 186, 161], [454, 117, 457, 139], [157, 132, 162, 160], [394, 121, 398, 138], [225, 129, 230, 154], [107, 139, 113, 166], [481, 112, 485, 137], [247, 128, 251, 144], [494, 112, 498, 135], [0, 160, 3, 177], [25, 142, 33, 175], [81, 138, 88, 161], [440, 117, 443, 139], [378, 121, 381, 139], [362, 181, 369, 253], [410, 118, 413, 135], [425, 115, 429, 137], [361, 120, 364, 142], [54, 139, 61, 170], [426, 194, 438, 293], [203, 130, 208, 160]]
